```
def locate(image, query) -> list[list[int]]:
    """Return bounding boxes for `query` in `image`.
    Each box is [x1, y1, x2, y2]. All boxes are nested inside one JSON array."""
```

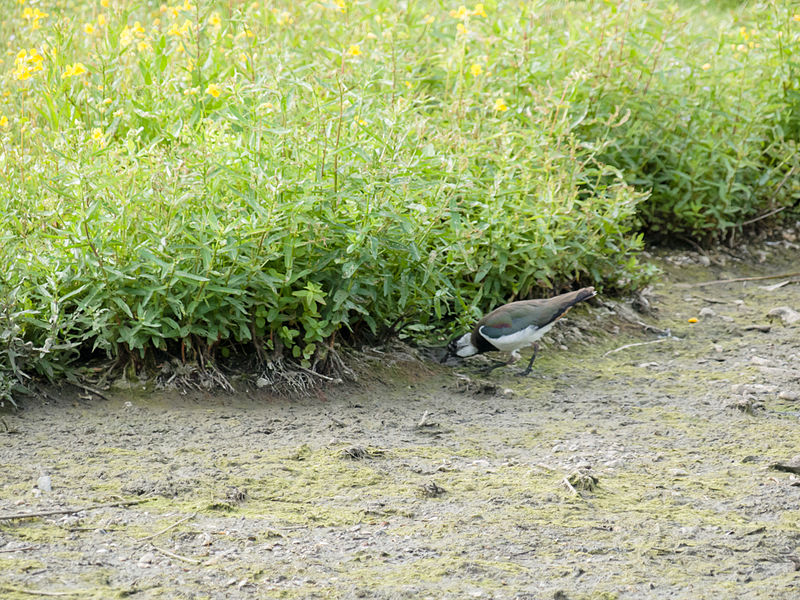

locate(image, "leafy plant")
[[1, 0, 795, 391]]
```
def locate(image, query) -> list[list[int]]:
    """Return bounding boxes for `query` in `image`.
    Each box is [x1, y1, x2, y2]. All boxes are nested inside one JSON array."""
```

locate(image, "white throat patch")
[[454, 333, 478, 357]]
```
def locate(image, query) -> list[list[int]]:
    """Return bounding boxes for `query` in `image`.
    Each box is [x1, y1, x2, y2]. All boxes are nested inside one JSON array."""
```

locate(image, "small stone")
[[566, 468, 598, 492], [697, 255, 711, 267], [138, 552, 155, 566], [699, 307, 716, 318], [767, 306, 800, 326], [256, 377, 270, 389], [750, 356, 771, 366], [778, 390, 799, 401], [731, 397, 760, 414], [36, 474, 52, 493], [420, 481, 446, 498], [731, 383, 777, 395]]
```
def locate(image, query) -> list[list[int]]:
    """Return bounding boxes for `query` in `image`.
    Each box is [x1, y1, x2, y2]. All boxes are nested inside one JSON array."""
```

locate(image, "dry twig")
[[562, 477, 579, 495], [0, 498, 153, 521], [0, 545, 35, 553], [136, 512, 196, 545], [688, 271, 800, 288], [0, 586, 100, 597], [603, 337, 672, 357], [150, 543, 201, 565]]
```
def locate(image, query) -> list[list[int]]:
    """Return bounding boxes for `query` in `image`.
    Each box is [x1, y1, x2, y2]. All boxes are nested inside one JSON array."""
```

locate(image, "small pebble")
[[767, 306, 800, 326], [138, 552, 155, 566], [731, 383, 777, 394], [36, 474, 52, 493], [778, 390, 799, 401], [699, 307, 716, 318], [750, 356, 771, 366]]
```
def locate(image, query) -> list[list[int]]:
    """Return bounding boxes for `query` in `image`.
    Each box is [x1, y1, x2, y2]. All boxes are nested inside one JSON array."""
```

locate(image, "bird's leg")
[[516, 343, 539, 377]]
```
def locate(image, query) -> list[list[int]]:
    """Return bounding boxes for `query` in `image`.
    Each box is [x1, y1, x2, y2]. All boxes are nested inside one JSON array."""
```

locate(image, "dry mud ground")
[[1, 246, 800, 600]]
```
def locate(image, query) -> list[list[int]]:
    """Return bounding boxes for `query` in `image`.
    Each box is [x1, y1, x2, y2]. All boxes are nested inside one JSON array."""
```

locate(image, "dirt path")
[[1, 247, 799, 599]]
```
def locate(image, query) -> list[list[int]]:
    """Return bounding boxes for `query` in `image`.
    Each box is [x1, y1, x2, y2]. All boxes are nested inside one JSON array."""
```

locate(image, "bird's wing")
[[476, 310, 514, 340], [506, 300, 562, 327]]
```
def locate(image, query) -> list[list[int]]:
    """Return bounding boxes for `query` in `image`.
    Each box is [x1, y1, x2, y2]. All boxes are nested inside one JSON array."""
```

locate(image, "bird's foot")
[[514, 368, 534, 377]]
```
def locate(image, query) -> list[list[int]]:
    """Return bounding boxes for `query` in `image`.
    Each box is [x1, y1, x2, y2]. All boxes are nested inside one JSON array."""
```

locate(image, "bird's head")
[[441, 332, 477, 363]]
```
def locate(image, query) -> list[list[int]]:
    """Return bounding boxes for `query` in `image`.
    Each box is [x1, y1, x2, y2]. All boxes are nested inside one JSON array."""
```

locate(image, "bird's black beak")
[[440, 337, 458, 364]]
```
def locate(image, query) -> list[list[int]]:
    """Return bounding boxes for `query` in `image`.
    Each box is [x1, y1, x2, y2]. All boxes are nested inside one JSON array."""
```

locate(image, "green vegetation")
[[1, 1, 798, 399]]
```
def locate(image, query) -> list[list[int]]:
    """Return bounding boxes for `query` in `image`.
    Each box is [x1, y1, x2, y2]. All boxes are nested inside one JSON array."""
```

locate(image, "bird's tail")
[[572, 286, 596, 304]]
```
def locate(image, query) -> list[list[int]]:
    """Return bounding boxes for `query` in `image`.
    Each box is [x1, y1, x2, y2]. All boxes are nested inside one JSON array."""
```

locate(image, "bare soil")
[[1, 245, 799, 599]]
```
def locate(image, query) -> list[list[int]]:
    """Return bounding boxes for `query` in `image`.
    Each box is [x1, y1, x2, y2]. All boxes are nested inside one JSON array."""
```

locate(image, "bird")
[[441, 287, 596, 376]]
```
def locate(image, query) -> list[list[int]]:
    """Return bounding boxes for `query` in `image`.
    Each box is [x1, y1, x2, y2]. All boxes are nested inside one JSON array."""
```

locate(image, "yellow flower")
[[793, 14, 800, 22], [137, 40, 151, 52], [22, 7, 48, 29], [493, 97, 508, 112], [701, 63, 711, 70], [471, 3, 487, 17], [208, 12, 221, 28], [120, 26, 133, 47], [91, 127, 104, 142], [335, 0, 346, 12], [450, 5, 468, 20], [688, 317, 698, 323], [84, 23, 96, 35], [184, 87, 198, 96], [347, 44, 361, 56], [470, 63, 482, 76], [0, 115, 8, 128], [182, 0, 195, 11], [61, 62, 89, 79], [101, 0, 110, 7], [205, 83, 222, 98], [423, 14, 435, 25], [113, 108, 124, 118], [132, 21, 146, 37], [276, 11, 293, 26], [456, 23, 467, 35], [13, 48, 45, 81], [98, 14, 106, 26]]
